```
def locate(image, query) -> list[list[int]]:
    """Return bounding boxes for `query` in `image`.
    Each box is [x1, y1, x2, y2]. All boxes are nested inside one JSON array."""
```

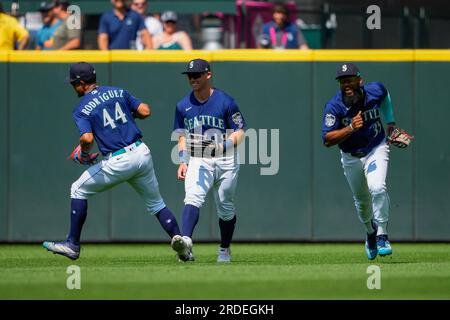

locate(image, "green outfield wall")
[[0, 50, 448, 242]]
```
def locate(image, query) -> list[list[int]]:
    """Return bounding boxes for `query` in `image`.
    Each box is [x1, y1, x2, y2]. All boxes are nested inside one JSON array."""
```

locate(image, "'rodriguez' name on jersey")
[[73, 86, 143, 156]]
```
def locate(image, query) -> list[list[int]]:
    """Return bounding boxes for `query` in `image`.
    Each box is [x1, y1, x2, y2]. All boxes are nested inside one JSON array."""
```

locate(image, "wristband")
[[223, 139, 234, 152], [81, 150, 90, 158], [349, 123, 354, 131], [179, 150, 188, 163]]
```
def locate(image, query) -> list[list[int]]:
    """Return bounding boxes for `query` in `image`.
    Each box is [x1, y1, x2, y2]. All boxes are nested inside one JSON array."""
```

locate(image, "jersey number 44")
[[103, 102, 128, 129]]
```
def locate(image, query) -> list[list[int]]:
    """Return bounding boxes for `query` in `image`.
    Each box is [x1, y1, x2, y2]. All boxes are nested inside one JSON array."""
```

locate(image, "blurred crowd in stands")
[[0, 0, 309, 51]]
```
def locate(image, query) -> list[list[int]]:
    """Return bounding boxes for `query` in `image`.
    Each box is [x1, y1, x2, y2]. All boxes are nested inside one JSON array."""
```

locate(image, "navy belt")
[[111, 140, 142, 157], [350, 151, 367, 158]]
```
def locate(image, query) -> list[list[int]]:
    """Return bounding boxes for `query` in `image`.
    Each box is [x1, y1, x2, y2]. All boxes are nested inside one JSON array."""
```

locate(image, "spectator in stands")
[[44, 0, 81, 50], [260, 3, 309, 50], [36, 1, 62, 50], [0, 1, 29, 50], [152, 11, 192, 50], [131, 0, 162, 50], [98, 0, 152, 50]]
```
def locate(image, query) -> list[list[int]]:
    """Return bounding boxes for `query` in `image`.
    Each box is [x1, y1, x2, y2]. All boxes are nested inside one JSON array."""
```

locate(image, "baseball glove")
[[386, 125, 414, 148], [68, 145, 99, 165], [186, 133, 218, 157]]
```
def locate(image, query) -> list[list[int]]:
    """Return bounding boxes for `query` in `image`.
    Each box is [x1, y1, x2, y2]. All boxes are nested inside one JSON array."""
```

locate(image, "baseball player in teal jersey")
[[42, 62, 184, 260], [322, 63, 413, 260]]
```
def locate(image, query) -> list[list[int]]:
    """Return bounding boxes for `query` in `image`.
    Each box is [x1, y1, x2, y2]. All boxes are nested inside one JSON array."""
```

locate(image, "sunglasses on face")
[[187, 73, 205, 79], [70, 79, 81, 86]]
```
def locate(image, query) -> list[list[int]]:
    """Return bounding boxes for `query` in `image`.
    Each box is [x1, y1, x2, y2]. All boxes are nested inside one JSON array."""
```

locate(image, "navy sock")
[[181, 204, 200, 238], [155, 207, 181, 238], [67, 199, 87, 245], [219, 215, 236, 248]]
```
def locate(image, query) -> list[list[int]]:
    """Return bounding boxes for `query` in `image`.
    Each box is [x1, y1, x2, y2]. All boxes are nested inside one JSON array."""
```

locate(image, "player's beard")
[[343, 88, 364, 108]]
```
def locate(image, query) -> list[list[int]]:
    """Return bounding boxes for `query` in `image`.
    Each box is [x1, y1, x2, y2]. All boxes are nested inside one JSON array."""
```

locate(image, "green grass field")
[[1, 243, 449, 299]]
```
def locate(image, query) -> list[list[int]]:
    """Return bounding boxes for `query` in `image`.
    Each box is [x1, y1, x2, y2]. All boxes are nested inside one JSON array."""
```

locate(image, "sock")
[[219, 215, 237, 248], [67, 199, 88, 245], [364, 220, 375, 234], [181, 204, 200, 238], [377, 222, 388, 235], [155, 207, 181, 238]]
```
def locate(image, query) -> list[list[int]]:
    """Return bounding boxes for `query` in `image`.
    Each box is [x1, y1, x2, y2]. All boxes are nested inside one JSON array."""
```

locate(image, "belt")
[[189, 147, 216, 158], [189, 147, 237, 159], [350, 151, 367, 158], [111, 140, 142, 157]]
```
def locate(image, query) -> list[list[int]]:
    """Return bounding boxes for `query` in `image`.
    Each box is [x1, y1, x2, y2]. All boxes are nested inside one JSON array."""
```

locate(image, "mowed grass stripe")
[[0, 244, 449, 299]]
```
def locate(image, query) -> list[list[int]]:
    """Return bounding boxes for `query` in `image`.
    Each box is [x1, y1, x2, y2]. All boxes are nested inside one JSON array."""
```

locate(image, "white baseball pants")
[[184, 155, 239, 221], [340, 141, 390, 235], [71, 142, 166, 215]]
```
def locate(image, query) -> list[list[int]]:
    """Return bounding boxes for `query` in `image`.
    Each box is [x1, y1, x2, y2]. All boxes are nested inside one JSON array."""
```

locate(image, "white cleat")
[[171, 235, 194, 262], [182, 236, 195, 262], [217, 247, 231, 263]]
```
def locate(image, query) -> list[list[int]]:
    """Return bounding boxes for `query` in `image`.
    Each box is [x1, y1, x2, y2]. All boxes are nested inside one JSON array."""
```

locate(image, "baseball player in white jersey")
[[322, 63, 413, 260], [170, 59, 246, 263]]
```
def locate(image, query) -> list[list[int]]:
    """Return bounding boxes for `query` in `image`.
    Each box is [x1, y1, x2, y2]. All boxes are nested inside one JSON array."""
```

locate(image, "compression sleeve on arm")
[[380, 92, 396, 124]]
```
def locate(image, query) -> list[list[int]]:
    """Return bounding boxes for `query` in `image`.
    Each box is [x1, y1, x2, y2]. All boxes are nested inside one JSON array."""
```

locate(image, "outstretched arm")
[[68, 132, 98, 165], [380, 92, 396, 125], [134, 103, 151, 119], [177, 135, 188, 180], [80, 132, 94, 153], [224, 129, 245, 149]]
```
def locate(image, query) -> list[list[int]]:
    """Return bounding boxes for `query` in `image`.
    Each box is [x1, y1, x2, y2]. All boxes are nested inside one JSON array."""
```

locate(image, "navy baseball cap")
[[66, 62, 96, 84], [335, 63, 361, 79], [181, 59, 211, 74]]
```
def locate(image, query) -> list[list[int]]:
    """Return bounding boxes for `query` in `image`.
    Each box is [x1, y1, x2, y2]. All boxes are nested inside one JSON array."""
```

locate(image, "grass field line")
[[1, 243, 449, 299]]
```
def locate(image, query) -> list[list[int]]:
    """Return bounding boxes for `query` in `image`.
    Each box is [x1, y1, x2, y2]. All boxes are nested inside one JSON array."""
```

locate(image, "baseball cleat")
[[43, 241, 80, 260], [171, 235, 194, 262], [365, 230, 378, 260], [182, 236, 195, 262], [217, 247, 231, 263], [377, 234, 393, 256]]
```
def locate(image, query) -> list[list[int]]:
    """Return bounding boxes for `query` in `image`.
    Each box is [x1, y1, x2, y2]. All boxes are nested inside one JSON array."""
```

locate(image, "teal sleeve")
[[380, 92, 396, 124]]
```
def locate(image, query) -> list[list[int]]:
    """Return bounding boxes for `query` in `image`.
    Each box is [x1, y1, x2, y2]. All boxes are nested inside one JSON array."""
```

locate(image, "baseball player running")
[[322, 63, 413, 260], [171, 59, 246, 263], [43, 62, 184, 260]]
